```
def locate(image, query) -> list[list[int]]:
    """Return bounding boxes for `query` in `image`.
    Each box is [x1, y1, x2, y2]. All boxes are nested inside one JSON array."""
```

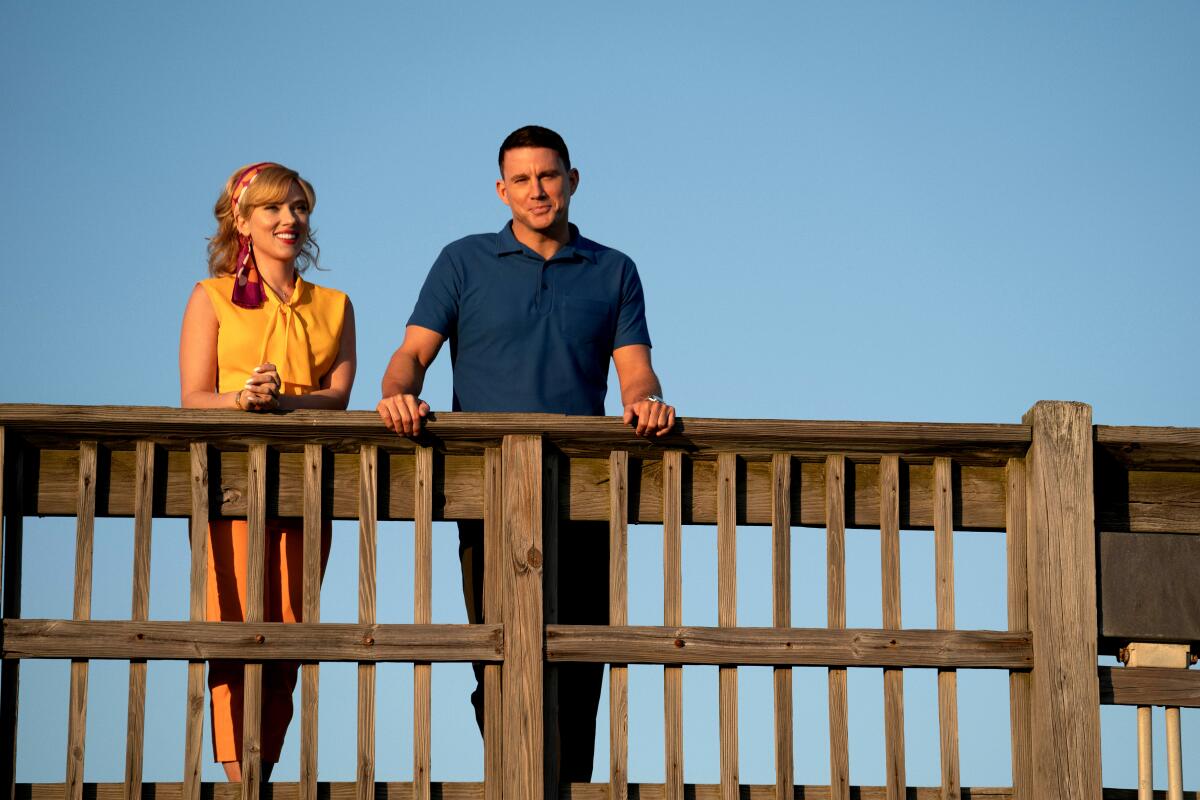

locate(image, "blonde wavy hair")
[[207, 163, 319, 277]]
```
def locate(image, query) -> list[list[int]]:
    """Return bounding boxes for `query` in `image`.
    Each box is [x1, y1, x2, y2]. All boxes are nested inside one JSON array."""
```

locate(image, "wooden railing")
[[1, 402, 1198, 800]]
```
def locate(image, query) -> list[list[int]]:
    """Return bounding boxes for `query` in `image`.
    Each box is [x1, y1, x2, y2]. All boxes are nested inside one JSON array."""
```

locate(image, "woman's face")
[[236, 181, 310, 269]]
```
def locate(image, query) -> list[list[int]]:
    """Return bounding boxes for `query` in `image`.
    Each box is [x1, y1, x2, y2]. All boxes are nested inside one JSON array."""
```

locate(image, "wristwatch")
[[646, 394, 666, 404]]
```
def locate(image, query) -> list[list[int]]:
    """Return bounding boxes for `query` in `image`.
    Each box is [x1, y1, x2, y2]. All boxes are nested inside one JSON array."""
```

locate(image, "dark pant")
[[458, 519, 609, 783]]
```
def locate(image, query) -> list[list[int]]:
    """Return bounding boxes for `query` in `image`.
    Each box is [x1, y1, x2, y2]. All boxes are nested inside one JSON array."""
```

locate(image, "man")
[[377, 125, 675, 781]]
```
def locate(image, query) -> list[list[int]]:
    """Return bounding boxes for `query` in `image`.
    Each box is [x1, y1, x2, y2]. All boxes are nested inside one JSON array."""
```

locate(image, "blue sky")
[[2, 1, 1197, 790]]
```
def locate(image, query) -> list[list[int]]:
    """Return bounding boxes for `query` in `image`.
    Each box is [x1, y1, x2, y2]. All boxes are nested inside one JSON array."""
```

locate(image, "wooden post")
[[1006, 458, 1033, 800], [934, 457, 961, 800], [542, 450, 559, 800], [242, 444, 267, 800], [483, 447, 504, 800], [771, 454, 793, 800], [300, 444, 323, 800], [0, 430, 23, 800], [66, 441, 98, 800], [357, 445, 378, 800], [1022, 401, 1101, 799], [609, 451, 629, 800], [662, 450, 684, 800], [880, 455, 906, 800], [183, 443, 208, 800], [826, 454, 849, 800], [414, 447, 433, 800], [501, 435, 544, 800], [124, 441, 154, 800]]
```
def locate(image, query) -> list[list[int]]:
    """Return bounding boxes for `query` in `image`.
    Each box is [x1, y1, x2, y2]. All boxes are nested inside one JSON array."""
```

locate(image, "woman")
[[180, 162, 356, 780]]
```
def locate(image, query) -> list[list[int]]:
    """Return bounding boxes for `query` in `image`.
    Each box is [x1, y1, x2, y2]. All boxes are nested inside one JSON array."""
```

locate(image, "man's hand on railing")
[[377, 393, 430, 436], [623, 396, 677, 438]]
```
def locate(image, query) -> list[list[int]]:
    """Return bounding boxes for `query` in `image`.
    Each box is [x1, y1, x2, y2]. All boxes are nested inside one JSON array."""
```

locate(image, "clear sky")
[[2, 0, 1197, 791]]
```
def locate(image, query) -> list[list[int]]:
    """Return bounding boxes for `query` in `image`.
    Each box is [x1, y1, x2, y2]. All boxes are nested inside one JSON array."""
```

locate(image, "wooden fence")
[[0, 401, 1198, 800]]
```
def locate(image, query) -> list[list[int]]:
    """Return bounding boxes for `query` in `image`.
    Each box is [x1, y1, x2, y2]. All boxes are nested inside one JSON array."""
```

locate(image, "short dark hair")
[[498, 125, 571, 175]]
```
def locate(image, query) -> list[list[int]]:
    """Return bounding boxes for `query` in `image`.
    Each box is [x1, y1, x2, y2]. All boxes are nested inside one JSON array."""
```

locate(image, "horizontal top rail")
[[0, 404, 1031, 462], [1096, 424, 1200, 470]]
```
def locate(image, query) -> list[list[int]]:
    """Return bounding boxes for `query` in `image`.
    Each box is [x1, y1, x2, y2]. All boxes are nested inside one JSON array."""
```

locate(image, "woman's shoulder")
[[302, 276, 350, 305]]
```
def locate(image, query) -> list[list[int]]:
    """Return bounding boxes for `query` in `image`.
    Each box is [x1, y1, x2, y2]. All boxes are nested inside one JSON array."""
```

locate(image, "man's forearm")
[[381, 349, 427, 397], [620, 372, 663, 406]]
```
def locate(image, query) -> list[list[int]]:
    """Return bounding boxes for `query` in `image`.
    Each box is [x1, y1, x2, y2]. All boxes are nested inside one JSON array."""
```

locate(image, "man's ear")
[[568, 168, 580, 196], [495, 178, 511, 207]]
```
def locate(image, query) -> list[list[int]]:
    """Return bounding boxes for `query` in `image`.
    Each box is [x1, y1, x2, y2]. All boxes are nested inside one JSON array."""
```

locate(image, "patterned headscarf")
[[230, 162, 277, 309]]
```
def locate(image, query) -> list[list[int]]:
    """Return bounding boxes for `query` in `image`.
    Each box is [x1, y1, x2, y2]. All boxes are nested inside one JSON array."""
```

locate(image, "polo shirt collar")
[[495, 222, 597, 264]]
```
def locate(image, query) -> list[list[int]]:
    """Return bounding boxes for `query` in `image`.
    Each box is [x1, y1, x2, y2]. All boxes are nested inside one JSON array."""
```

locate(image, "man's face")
[[496, 146, 579, 240]]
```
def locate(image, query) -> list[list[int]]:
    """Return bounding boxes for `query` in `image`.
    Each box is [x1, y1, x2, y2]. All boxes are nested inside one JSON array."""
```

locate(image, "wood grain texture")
[[934, 458, 960, 800], [879, 456, 905, 800], [1, 430, 22, 800], [825, 455, 848, 800], [1022, 402, 1101, 800], [3, 619, 502, 661], [770, 455, 792, 800], [34, 781, 1181, 800], [357, 446, 378, 800], [124, 442, 154, 800], [662, 450, 683, 800], [543, 626, 1031, 668], [501, 435, 543, 800], [0, 404, 1033, 463], [1005, 459, 1032, 800], [481, 448, 502, 800], [413, 447, 432, 800], [717, 454, 739, 800], [609, 451, 629, 800], [242, 445, 268, 800], [542, 451, 559, 800], [66, 441, 98, 800], [301, 445, 322, 800], [1098, 667, 1200, 708], [183, 444, 208, 800]]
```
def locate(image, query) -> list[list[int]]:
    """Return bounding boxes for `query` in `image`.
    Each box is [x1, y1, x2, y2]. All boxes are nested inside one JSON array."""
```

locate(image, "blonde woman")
[[179, 162, 355, 780]]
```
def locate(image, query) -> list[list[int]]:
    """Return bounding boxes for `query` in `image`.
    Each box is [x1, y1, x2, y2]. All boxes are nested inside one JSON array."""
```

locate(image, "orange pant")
[[207, 519, 330, 764]]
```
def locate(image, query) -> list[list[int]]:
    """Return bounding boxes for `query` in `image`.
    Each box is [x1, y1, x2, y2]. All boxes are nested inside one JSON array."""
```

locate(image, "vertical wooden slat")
[[66, 441, 98, 800], [1006, 458, 1032, 800], [880, 455, 906, 800], [542, 452, 559, 800], [482, 447, 503, 800], [183, 443, 208, 800], [357, 445, 378, 800], [934, 457, 961, 800], [662, 450, 684, 800], [300, 444, 323, 800], [1137, 705, 1152, 800], [717, 453, 739, 800], [1166, 705, 1183, 800], [242, 444, 267, 800], [0, 430, 23, 800], [771, 454, 793, 800], [825, 454, 849, 800], [1021, 401, 1100, 800], [413, 447, 433, 800], [124, 441, 154, 800], [501, 435, 544, 800], [609, 451, 629, 800]]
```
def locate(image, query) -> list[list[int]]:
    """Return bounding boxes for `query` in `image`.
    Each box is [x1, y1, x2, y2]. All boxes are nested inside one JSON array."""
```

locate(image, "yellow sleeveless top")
[[199, 274, 348, 396]]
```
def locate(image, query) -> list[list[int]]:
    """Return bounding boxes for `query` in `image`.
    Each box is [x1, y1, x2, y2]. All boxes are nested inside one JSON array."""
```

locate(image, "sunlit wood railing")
[[1, 402, 1198, 800]]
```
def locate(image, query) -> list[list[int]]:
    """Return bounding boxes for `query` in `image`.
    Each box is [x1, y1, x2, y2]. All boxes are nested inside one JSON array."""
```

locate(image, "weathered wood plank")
[[0, 405, 1033, 462], [243, 444, 267, 800], [544, 626, 1032, 668], [1023, 402, 1101, 800], [770, 455, 792, 800], [502, 435, 544, 800], [481, 448, 502, 800], [717, 454, 739, 800], [27, 446, 1019, 531], [301, 445, 322, 800], [1095, 424, 1200, 471], [662, 450, 684, 800], [1095, 464, 1200, 534], [183, 444, 208, 800], [935, 458, 960, 800], [66, 441, 98, 800], [1098, 667, 1200, 708], [357, 446, 378, 800], [826, 455, 848, 800], [543, 451, 560, 800], [3, 620, 503, 661], [413, 447, 432, 800], [124, 442, 154, 800], [1005, 459, 1032, 800], [0, 430, 22, 800], [609, 451, 629, 800], [880, 455, 905, 800]]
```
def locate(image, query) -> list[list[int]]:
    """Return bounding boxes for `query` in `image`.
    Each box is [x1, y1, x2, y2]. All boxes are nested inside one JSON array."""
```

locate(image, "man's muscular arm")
[[613, 344, 677, 437], [377, 325, 445, 436]]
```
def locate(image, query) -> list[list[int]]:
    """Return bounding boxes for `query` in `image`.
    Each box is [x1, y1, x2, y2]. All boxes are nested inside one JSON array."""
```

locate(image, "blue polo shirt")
[[407, 223, 652, 414]]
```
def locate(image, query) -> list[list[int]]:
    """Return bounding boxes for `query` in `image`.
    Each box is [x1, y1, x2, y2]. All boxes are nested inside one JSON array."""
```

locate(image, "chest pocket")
[[560, 296, 614, 345]]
